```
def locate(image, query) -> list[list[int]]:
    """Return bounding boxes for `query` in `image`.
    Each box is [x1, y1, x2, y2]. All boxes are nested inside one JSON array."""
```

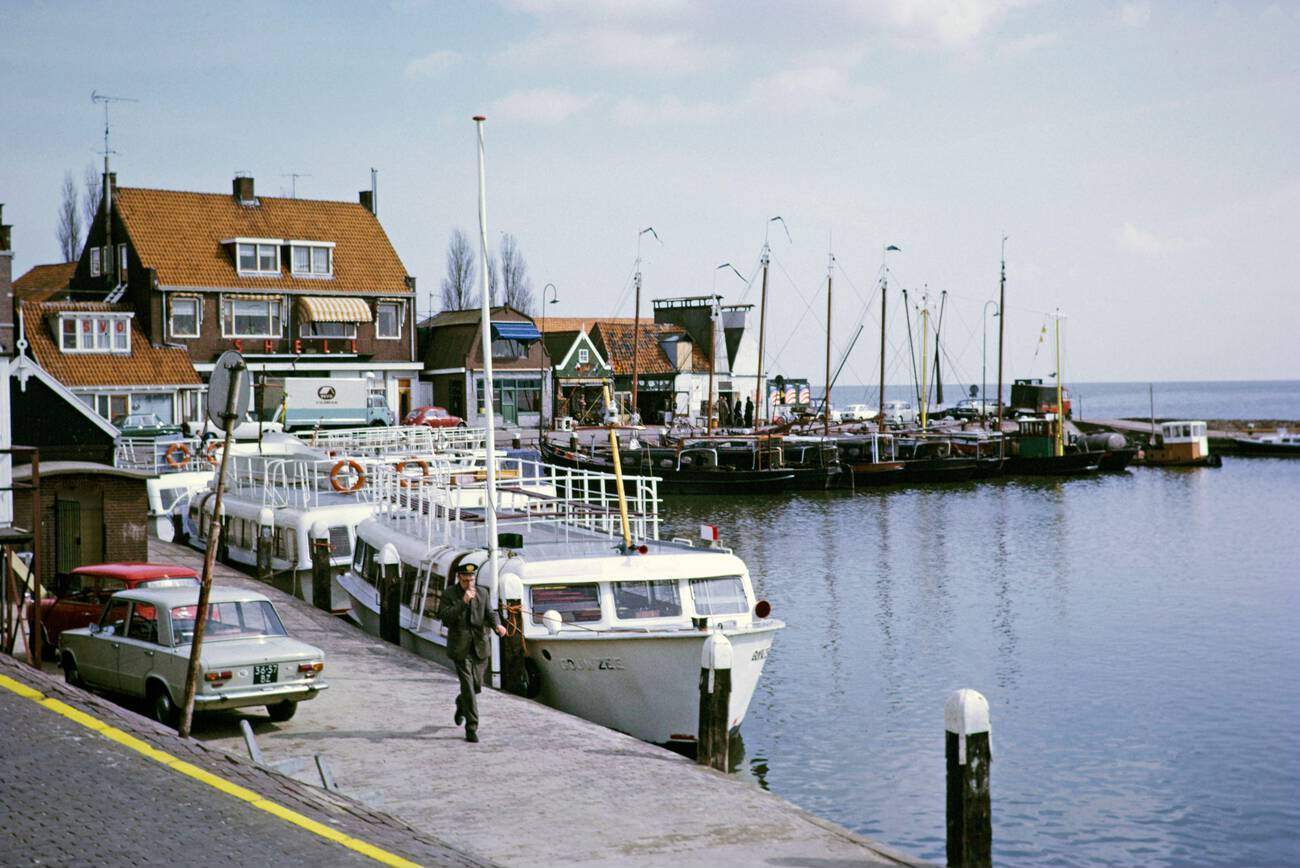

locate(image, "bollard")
[[255, 508, 274, 584], [172, 513, 188, 546], [378, 543, 401, 645], [697, 626, 733, 771], [512, 432, 522, 450], [309, 522, 332, 613], [569, 433, 579, 453], [945, 688, 992, 868]]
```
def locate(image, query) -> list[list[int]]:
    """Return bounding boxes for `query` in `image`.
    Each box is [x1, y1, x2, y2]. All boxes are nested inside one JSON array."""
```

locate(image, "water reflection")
[[661, 459, 1300, 867]]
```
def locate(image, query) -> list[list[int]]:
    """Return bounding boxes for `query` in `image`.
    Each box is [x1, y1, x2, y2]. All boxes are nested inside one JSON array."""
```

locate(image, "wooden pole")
[[179, 363, 244, 738], [28, 451, 42, 667], [378, 543, 401, 645], [755, 247, 770, 432], [824, 267, 833, 437], [309, 522, 332, 613], [696, 627, 733, 772], [945, 688, 992, 868]]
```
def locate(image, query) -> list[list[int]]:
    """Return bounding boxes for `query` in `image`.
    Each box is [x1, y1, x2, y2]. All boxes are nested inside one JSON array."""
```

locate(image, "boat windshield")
[[689, 576, 748, 616], [613, 580, 682, 620], [170, 600, 288, 644], [530, 584, 601, 624]]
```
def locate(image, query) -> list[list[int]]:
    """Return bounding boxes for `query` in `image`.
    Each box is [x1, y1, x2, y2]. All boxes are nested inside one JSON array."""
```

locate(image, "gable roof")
[[537, 316, 634, 333], [20, 300, 202, 388], [112, 186, 411, 295], [8, 353, 120, 438], [14, 262, 77, 300], [590, 321, 703, 376], [554, 328, 610, 372]]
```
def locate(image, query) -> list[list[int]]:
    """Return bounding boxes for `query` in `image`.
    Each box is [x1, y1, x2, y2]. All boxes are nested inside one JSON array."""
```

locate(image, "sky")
[[2, 0, 1297, 388]]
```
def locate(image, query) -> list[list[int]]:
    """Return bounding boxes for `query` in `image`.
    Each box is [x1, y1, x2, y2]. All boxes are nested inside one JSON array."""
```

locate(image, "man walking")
[[439, 562, 507, 742]]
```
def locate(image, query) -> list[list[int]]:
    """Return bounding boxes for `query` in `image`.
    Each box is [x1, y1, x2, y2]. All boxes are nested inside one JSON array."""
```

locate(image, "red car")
[[29, 563, 200, 654], [402, 406, 466, 428]]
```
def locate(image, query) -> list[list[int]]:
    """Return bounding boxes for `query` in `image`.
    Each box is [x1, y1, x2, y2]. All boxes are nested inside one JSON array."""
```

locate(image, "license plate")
[[253, 663, 278, 685]]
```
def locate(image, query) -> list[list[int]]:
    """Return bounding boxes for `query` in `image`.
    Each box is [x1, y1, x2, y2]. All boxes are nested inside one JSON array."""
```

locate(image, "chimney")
[[0, 203, 10, 253], [233, 174, 256, 205], [359, 190, 375, 214]]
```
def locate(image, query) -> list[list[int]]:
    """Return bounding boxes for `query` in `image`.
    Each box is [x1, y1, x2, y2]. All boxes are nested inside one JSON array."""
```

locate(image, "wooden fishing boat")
[[1133, 421, 1222, 467]]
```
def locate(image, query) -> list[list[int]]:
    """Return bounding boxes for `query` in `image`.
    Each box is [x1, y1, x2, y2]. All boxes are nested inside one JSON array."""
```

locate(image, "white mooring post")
[[697, 626, 733, 771], [945, 688, 992, 868]]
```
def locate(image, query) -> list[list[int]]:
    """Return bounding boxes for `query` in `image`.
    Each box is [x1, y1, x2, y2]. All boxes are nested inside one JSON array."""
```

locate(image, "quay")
[[1074, 418, 1298, 454], [135, 538, 925, 867]]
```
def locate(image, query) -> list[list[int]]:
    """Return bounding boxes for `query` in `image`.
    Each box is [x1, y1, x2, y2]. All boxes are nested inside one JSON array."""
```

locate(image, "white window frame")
[[221, 297, 283, 339], [299, 320, 357, 340], [56, 314, 132, 354], [169, 296, 201, 338], [118, 243, 128, 274], [289, 241, 335, 278], [375, 301, 403, 340], [578, 348, 590, 364], [225, 237, 284, 276], [89, 248, 101, 277]]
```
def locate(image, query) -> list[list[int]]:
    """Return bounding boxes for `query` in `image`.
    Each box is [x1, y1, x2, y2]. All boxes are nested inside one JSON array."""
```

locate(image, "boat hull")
[[1002, 452, 1100, 476], [542, 442, 839, 494]]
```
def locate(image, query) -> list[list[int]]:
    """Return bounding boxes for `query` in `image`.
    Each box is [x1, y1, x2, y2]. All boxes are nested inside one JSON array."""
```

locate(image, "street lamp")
[[538, 283, 559, 444], [982, 300, 999, 427]]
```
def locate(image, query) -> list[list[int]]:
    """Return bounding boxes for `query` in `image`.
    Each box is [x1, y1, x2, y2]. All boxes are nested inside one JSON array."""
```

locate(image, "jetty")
[[143, 538, 924, 867]]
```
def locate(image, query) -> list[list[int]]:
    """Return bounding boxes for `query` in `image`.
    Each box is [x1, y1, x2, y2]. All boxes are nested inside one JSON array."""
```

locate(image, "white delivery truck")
[[279, 377, 394, 431]]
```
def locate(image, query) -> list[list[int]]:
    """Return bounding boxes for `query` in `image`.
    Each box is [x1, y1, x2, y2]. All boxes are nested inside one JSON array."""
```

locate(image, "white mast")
[[472, 115, 501, 688]]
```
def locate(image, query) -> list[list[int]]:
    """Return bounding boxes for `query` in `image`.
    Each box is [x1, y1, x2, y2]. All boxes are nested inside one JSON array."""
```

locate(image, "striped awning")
[[298, 296, 373, 323]]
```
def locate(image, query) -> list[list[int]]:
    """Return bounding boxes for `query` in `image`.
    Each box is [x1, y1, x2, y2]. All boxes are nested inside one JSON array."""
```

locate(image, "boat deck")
[[148, 538, 923, 867]]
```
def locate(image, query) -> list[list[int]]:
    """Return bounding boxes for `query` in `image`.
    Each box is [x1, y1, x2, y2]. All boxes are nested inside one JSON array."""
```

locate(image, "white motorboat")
[[115, 437, 217, 542], [339, 457, 784, 747]]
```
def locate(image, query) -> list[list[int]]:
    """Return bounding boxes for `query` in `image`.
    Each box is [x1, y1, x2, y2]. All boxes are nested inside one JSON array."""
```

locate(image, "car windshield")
[[170, 600, 287, 644]]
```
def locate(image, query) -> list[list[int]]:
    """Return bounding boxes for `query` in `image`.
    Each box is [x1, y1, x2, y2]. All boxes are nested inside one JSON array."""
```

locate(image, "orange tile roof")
[[537, 316, 635, 333], [22, 301, 202, 388], [591, 321, 703, 376], [113, 187, 411, 295], [13, 262, 77, 299]]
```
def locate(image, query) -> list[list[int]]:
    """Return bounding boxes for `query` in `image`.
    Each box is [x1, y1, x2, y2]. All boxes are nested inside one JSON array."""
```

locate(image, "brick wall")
[[13, 472, 149, 576]]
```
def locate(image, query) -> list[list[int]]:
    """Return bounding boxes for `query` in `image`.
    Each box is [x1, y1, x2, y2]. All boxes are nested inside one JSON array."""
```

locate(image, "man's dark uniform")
[[438, 566, 501, 740]]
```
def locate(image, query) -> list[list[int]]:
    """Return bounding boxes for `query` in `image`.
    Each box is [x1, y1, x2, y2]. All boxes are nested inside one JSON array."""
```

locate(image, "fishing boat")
[[342, 451, 784, 747], [1133, 421, 1222, 467], [1229, 428, 1300, 457], [1001, 418, 1100, 475]]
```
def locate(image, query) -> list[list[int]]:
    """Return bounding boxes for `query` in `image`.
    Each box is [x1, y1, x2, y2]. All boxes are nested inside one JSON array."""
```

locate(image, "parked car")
[[27, 563, 200, 655], [196, 413, 285, 440], [842, 403, 874, 422], [882, 400, 917, 427], [949, 398, 998, 419], [59, 586, 329, 727], [114, 413, 182, 438], [403, 405, 466, 429]]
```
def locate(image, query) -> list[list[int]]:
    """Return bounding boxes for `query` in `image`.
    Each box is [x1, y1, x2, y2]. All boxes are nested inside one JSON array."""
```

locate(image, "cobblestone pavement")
[[149, 539, 928, 868], [0, 652, 493, 868]]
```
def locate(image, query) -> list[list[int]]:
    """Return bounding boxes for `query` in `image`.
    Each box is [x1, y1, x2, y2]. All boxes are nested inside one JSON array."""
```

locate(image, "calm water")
[[662, 459, 1300, 866], [829, 379, 1300, 422]]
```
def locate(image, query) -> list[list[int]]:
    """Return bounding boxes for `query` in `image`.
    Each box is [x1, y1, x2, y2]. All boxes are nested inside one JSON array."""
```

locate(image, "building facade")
[[70, 175, 421, 422]]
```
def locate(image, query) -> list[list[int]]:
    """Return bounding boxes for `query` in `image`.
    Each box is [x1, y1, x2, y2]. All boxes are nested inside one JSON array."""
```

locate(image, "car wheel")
[[150, 684, 179, 728], [455, 421, 467, 429], [266, 700, 298, 722], [63, 657, 83, 689]]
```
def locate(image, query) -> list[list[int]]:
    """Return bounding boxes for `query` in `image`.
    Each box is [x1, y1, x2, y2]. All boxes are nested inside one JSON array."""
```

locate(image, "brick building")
[[69, 174, 422, 422]]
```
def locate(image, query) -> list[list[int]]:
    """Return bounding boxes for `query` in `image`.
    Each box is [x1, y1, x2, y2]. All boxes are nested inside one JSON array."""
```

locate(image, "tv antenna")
[[91, 91, 138, 160], [280, 173, 312, 198]]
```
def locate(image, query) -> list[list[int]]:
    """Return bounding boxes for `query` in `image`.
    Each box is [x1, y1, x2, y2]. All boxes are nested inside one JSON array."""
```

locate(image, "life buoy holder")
[[203, 439, 222, 466], [395, 458, 429, 488], [164, 442, 190, 468], [329, 459, 366, 494]]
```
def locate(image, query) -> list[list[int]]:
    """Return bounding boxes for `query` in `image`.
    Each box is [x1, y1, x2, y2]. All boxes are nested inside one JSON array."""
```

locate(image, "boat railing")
[[114, 437, 211, 474], [301, 425, 488, 457], [364, 456, 662, 548], [224, 453, 369, 509]]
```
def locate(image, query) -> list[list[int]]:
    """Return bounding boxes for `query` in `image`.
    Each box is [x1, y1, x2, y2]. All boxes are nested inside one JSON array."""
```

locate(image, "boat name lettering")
[[558, 657, 626, 671], [751, 648, 768, 661]]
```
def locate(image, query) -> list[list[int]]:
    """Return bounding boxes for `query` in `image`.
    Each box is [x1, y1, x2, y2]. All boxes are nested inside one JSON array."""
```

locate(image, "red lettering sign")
[[233, 339, 243, 352], [264, 340, 274, 353], [293, 339, 302, 354]]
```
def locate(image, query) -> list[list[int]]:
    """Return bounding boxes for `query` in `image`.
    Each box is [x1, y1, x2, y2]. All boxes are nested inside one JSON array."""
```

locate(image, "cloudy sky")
[[3, 1, 1296, 386]]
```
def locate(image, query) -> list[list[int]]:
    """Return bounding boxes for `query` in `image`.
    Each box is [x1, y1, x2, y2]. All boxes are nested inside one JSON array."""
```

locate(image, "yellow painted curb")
[[0, 672, 422, 868]]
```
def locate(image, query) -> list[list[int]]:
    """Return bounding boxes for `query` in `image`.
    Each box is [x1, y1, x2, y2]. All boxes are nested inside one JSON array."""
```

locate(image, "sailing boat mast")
[[824, 249, 833, 437], [472, 115, 501, 688], [1054, 310, 1064, 457], [919, 293, 930, 429], [996, 236, 1008, 458], [630, 227, 660, 423], [877, 245, 899, 431]]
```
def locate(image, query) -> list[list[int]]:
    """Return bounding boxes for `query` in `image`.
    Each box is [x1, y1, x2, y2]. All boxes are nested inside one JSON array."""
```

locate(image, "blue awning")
[[491, 321, 541, 342]]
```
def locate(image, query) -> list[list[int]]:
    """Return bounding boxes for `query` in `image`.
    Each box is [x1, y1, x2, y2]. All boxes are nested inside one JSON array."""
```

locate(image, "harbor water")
[[661, 383, 1300, 867]]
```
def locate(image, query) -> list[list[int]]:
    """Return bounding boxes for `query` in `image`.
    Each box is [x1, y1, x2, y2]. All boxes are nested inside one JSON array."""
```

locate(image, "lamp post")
[[538, 283, 559, 445], [982, 300, 999, 427]]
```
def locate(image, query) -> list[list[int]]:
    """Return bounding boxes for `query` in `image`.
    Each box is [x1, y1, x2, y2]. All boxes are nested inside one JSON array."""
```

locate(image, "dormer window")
[[224, 237, 284, 275], [290, 242, 334, 277], [56, 313, 132, 354]]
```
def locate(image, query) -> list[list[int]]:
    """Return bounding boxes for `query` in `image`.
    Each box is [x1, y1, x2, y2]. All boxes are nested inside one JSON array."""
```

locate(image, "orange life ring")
[[203, 439, 222, 466], [329, 459, 366, 493], [164, 442, 190, 468], [395, 458, 429, 488]]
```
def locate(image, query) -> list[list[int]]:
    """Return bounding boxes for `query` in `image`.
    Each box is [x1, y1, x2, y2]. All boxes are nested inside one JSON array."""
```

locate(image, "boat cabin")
[[1146, 420, 1211, 463]]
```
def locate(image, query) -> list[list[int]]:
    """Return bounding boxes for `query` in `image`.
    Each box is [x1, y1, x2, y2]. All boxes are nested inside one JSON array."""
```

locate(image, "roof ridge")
[[117, 186, 369, 208]]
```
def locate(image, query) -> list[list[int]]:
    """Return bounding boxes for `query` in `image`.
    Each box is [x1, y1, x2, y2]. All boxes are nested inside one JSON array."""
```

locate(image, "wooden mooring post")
[[945, 688, 992, 868], [378, 543, 401, 645], [309, 522, 332, 613], [697, 626, 733, 771]]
